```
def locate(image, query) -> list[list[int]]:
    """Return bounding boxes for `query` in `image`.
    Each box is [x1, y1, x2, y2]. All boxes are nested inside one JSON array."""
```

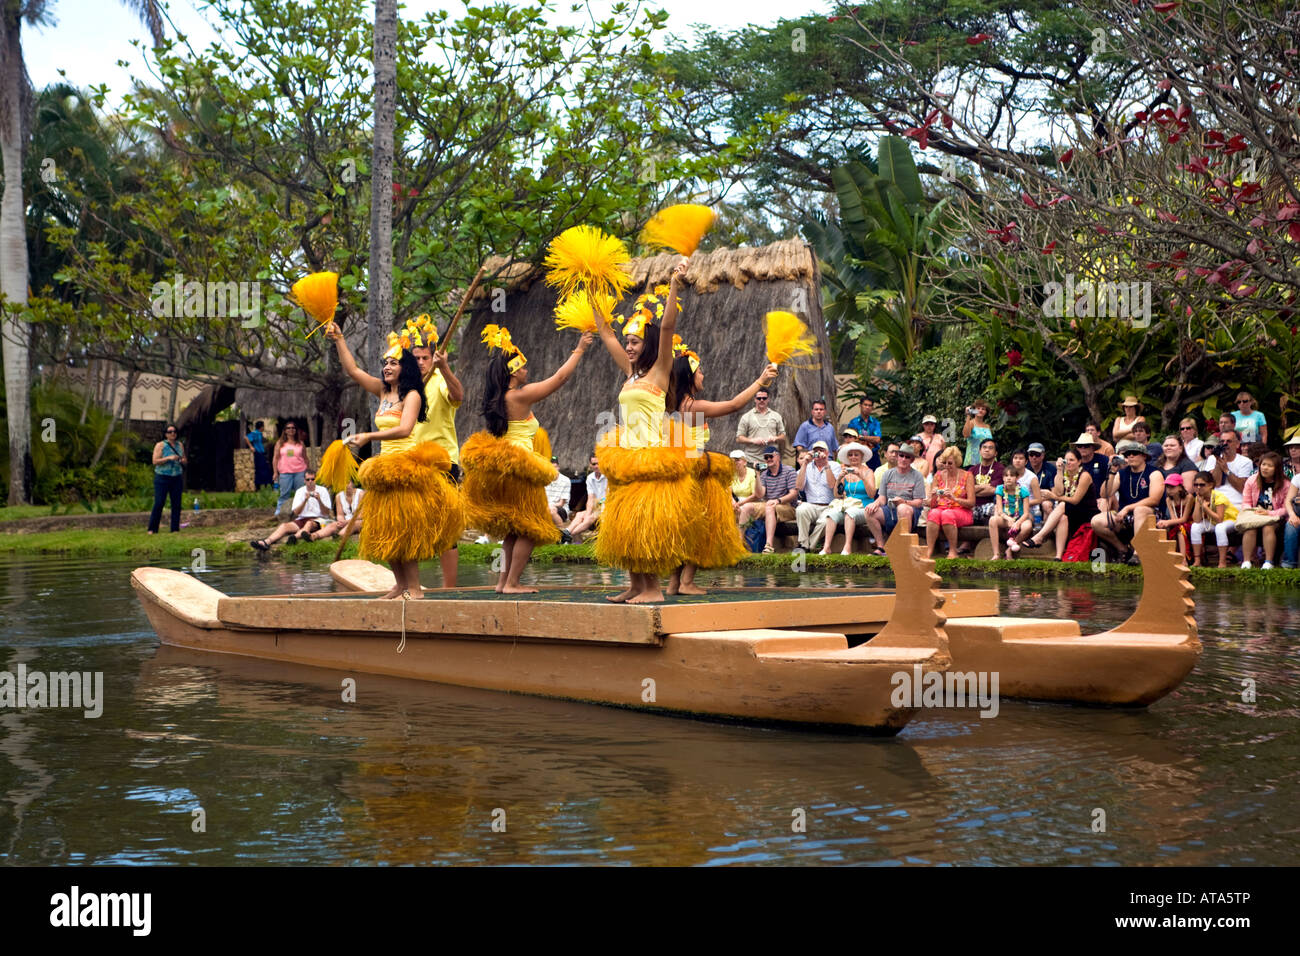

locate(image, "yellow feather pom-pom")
[[554, 288, 614, 333], [317, 439, 359, 493], [290, 272, 339, 326], [640, 204, 717, 256], [765, 311, 819, 366], [543, 225, 633, 300]]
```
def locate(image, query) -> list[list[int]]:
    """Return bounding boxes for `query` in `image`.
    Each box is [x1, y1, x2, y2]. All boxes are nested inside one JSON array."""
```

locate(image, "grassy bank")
[[3, 529, 1298, 589], [0, 489, 277, 522]]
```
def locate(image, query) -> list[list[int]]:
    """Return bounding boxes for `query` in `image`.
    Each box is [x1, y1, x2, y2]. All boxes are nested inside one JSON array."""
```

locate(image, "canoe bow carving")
[[1115, 517, 1198, 641]]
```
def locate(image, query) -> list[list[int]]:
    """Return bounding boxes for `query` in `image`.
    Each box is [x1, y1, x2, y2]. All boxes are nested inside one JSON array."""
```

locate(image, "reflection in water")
[[0, 553, 1297, 865]]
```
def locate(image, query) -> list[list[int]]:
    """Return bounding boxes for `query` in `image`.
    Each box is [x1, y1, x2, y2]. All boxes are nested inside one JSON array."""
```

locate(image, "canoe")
[[132, 529, 956, 734], [330, 520, 1201, 708]]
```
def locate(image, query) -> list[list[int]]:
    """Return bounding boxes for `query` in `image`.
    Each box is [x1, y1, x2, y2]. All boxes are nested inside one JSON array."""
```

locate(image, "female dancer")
[[327, 321, 463, 599], [666, 341, 778, 594], [461, 325, 594, 593], [592, 260, 690, 604]]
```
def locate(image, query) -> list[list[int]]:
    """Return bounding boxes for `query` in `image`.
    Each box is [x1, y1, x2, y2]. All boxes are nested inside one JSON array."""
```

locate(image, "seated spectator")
[[1092, 440, 1164, 564], [251, 469, 331, 550], [962, 399, 993, 466], [1238, 452, 1288, 569], [1212, 430, 1255, 511], [795, 441, 842, 550], [819, 442, 882, 555], [874, 442, 900, 490], [1155, 473, 1194, 558], [1085, 422, 1116, 457], [925, 447, 975, 559], [1155, 434, 1198, 491], [1217, 411, 1236, 444], [1024, 443, 1056, 524], [1190, 472, 1238, 567], [729, 449, 756, 505], [793, 399, 838, 457], [867, 444, 927, 537], [1179, 418, 1204, 462], [307, 479, 363, 541], [906, 439, 931, 479], [1283, 435, 1300, 481], [1024, 449, 1097, 560], [564, 455, 606, 544], [545, 456, 572, 529], [1072, 432, 1111, 506], [1129, 420, 1162, 460], [1196, 433, 1221, 471], [990, 461, 1034, 560], [846, 397, 883, 469], [1282, 465, 1300, 569], [748, 445, 798, 554], [1232, 391, 1268, 445], [966, 438, 1004, 545], [913, 414, 946, 474], [1112, 396, 1146, 444]]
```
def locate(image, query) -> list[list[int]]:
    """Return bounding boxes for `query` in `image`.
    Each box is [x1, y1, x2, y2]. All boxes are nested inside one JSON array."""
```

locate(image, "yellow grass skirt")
[[593, 433, 693, 576], [357, 442, 464, 563], [460, 431, 562, 545], [683, 452, 747, 569]]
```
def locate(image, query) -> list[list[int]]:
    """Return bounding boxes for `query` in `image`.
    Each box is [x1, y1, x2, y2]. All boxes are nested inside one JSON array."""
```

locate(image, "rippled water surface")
[[1, 553, 1296, 865]]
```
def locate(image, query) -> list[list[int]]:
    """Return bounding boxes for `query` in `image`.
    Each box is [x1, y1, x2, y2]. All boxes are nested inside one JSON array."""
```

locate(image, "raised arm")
[[325, 323, 384, 397], [595, 302, 632, 375], [651, 260, 689, 381], [688, 364, 780, 420], [511, 332, 595, 408], [433, 349, 464, 404]]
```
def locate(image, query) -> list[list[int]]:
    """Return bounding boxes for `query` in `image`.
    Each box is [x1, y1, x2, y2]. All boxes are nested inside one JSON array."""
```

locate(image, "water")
[[1, 553, 1297, 865]]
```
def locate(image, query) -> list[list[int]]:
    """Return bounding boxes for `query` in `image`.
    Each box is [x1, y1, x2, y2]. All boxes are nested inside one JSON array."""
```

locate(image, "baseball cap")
[[1027, 442, 1045, 453], [811, 440, 829, 452], [840, 426, 859, 438], [762, 445, 779, 456], [921, 414, 938, 424], [729, 449, 746, 459]]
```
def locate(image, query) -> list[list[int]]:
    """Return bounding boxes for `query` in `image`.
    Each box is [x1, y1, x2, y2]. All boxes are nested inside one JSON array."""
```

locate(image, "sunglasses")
[[1180, 425, 1196, 429], [897, 452, 915, 459], [1027, 451, 1043, 455], [755, 396, 769, 401], [1237, 400, 1251, 404], [1124, 451, 1144, 457], [763, 454, 777, 459]]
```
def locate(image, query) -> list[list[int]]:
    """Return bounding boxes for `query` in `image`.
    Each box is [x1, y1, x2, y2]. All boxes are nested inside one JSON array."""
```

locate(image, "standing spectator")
[[925, 447, 976, 558], [846, 396, 883, 469], [915, 415, 947, 474], [734, 388, 786, 467], [251, 470, 332, 550], [906, 439, 931, 480], [990, 461, 1034, 560], [1024, 443, 1056, 525], [1217, 411, 1236, 445], [966, 438, 1004, 548], [1085, 422, 1116, 457], [1112, 396, 1146, 443], [1092, 440, 1164, 563], [1281, 465, 1300, 569], [147, 424, 188, 534], [794, 399, 838, 457], [1238, 452, 1288, 568], [566, 455, 607, 544], [1232, 391, 1268, 445], [243, 420, 272, 489], [749, 446, 799, 554], [1024, 449, 1097, 560], [1189, 473, 1238, 567], [794, 441, 842, 549], [867, 444, 927, 536], [961, 399, 993, 466], [270, 422, 308, 519], [308, 479, 363, 541], [818, 442, 882, 555], [1155, 434, 1198, 491], [1180, 418, 1204, 462], [874, 442, 899, 490], [1284, 435, 1300, 481], [1129, 421, 1162, 461], [1155, 474, 1194, 558], [1212, 430, 1255, 510]]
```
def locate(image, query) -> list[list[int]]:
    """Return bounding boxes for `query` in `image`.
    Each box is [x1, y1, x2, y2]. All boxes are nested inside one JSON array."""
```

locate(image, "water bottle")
[[193, 497, 201, 512]]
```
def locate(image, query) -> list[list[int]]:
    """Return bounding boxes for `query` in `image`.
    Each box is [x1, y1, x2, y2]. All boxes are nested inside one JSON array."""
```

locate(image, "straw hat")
[[1119, 395, 1142, 411], [1073, 432, 1098, 446], [1285, 434, 1300, 448], [837, 442, 871, 464]]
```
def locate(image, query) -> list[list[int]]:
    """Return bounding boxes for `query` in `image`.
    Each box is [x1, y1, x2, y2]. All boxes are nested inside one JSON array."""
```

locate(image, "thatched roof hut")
[[453, 239, 836, 473]]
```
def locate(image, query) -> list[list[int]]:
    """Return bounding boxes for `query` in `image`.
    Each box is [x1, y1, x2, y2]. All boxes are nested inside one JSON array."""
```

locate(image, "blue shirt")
[[247, 430, 265, 455], [794, 419, 838, 456], [1232, 409, 1266, 443], [848, 414, 882, 469]]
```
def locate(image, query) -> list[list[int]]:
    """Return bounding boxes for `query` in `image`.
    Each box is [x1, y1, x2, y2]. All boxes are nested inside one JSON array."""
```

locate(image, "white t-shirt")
[[338, 488, 362, 522], [545, 471, 571, 506], [586, 471, 608, 507], [1184, 437, 1204, 462], [1215, 453, 1255, 508], [292, 485, 332, 521]]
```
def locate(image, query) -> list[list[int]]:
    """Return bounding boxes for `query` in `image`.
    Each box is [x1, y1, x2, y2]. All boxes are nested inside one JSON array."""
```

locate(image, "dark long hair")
[[1259, 451, 1287, 493], [483, 354, 511, 437], [669, 354, 696, 413], [395, 351, 428, 423]]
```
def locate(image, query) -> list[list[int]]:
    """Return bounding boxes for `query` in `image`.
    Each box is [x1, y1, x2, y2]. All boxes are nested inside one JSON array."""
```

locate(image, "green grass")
[[0, 489, 278, 521], [2, 530, 1297, 589]]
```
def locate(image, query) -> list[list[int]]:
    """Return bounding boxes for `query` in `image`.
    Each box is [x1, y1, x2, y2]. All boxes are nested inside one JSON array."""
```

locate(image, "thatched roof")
[[453, 239, 837, 473]]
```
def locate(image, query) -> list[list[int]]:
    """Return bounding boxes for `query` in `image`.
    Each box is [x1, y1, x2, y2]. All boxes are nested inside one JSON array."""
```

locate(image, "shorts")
[[767, 501, 797, 522], [293, 516, 323, 529], [928, 506, 974, 528], [971, 502, 995, 525]]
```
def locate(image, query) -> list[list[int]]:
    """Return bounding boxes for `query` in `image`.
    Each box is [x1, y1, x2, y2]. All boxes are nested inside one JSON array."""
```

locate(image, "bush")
[[853, 336, 992, 445]]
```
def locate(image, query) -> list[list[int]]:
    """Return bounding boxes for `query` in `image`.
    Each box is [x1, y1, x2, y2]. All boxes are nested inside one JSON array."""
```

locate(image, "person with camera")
[[147, 424, 188, 534], [961, 399, 993, 467], [795, 440, 842, 550], [250, 469, 332, 550], [818, 442, 883, 555], [1091, 440, 1164, 564]]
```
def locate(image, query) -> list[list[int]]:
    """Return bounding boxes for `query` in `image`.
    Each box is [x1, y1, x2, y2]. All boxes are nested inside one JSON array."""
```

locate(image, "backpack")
[[744, 520, 767, 553]]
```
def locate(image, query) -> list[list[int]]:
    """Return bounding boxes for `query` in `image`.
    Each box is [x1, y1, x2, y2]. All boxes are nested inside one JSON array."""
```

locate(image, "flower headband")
[[672, 334, 700, 374], [621, 284, 679, 341], [482, 323, 527, 374], [381, 314, 440, 361]]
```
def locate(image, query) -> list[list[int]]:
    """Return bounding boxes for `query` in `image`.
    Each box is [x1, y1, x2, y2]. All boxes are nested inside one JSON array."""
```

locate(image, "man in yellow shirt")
[[410, 340, 464, 587]]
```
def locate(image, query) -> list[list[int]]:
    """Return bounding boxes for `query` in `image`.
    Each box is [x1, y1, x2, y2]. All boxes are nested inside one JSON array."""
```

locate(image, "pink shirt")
[[1241, 473, 1286, 515], [275, 441, 307, 475]]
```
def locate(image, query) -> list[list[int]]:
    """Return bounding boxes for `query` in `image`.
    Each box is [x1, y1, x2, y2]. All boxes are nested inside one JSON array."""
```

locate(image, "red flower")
[[966, 33, 992, 45], [1006, 349, 1023, 367]]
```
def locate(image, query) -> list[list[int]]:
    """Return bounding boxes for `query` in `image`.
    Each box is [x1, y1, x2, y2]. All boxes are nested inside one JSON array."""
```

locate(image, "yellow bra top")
[[504, 415, 540, 453], [375, 410, 416, 455], [618, 380, 666, 448]]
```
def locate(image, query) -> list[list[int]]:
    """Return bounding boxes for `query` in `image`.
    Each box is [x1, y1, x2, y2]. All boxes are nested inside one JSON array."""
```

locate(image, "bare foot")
[[628, 588, 665, 604], [676, 583, 708, 596], [501, 585, 538, 594], [380, 585, 403, 599], [606, 587, 637, 603]]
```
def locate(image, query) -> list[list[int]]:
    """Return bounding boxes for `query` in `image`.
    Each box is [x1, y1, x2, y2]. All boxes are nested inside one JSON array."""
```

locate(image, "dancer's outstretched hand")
[[759, 363, 778, 386], [576, 331, 595, 351]]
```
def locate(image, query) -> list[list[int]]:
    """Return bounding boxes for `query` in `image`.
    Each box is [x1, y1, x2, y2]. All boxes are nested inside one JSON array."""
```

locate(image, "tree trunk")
[[90, 368, 136, 468], [0, 18, 31, 504], [366, 0, 397, 430]]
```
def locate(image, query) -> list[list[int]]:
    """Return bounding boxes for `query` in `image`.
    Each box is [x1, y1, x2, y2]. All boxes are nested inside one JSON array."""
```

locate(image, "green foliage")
[[850, 335, 990, 444]]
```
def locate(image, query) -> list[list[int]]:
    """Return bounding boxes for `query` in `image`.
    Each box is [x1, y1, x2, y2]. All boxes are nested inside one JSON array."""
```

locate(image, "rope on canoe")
[[397, 590, 409, 654]]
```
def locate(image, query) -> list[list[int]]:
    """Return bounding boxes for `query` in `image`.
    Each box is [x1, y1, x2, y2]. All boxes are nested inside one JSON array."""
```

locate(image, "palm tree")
[[366, 0, 396, 395], [0, 0, 163, 504]]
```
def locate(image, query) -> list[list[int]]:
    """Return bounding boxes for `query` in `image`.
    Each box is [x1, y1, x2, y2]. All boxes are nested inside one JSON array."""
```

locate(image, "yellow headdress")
[[672, 334, 700, 374], [621, 284, 680, 341], [383, 326, 424, 361], [482, 323, 527, 374]]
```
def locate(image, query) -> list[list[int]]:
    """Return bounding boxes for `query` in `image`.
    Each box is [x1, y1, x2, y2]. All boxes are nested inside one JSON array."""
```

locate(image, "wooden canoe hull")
[[131, 568, 947, 734]]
